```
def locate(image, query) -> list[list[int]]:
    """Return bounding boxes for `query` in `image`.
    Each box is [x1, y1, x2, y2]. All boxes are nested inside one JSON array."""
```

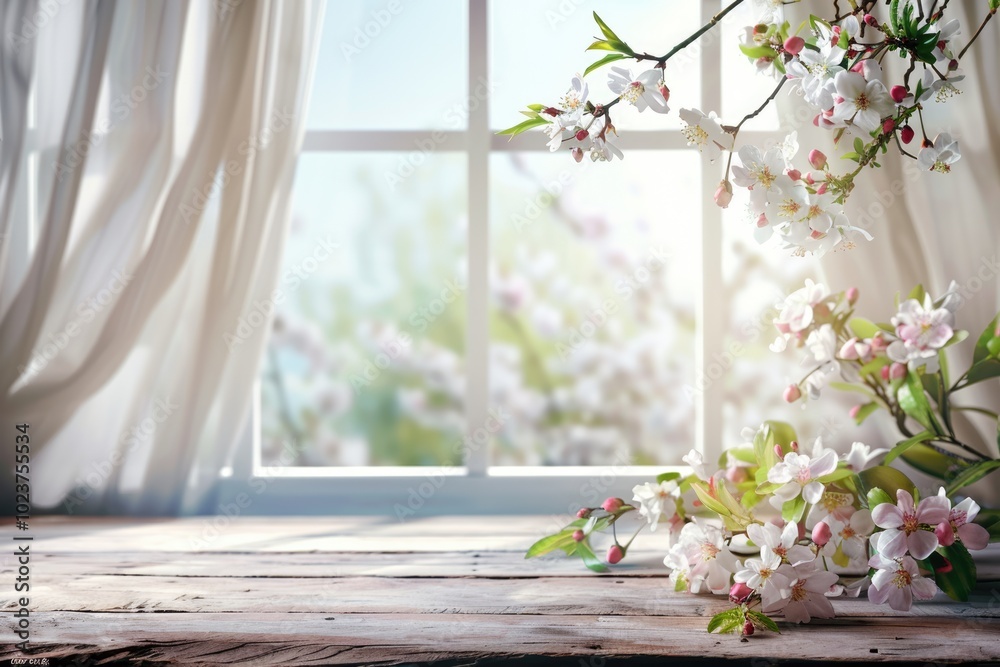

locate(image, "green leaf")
[[526, 104, 546, 112], [765, 420, 799, 449], [853, 402, 880, 425], [816, 467, 854, 484], [853, 137, 865, 155], [859, 356, 890, 379], [525, 529, 579, 559], [583, 52, 629, 77], [990, 0, 1000, 13], [592, 11, 624, 43], [942, 329, 969, 348], [858, 465, 916, 500], [900, 443, 960, 479], [746, 609, 780, 634], [738, 43, 778, 59], [964, 359, 1000, 386], [829, 381, 877, 399], [782, 495, 806, 523], [946, 459, 1000, 495], [976, 509, 1000, 542], [657, 471, 682, 484], [707, 608, 744, 634], [691, 482, 731, 518], [586, 39, 633, 55], [930, 543, 976, 602], [573, 540, 609, 573], [897, 372, 937, 433], [497, 116, 550, 138], [908, 283, 925, 303], [866, 487, 893, 509], [884, 431, 935, 465], [848, 317, 882, 339]]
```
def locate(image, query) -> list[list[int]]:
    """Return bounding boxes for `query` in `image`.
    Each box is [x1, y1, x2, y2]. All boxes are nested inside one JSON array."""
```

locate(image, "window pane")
[[260, 152, 467, 467], [490, 1, 701, 131], [720, 210, 880, 449], [489, 152, 700, 465], [719, 0, 780, 130], [307, 1, 468, 130]]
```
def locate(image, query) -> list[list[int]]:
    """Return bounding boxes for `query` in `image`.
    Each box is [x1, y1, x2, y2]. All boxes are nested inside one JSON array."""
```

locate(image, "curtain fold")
[[0, 0, 325, 514]]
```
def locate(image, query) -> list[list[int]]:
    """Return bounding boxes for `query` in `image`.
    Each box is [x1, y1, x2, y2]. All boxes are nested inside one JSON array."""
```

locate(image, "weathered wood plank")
[[6, 612, 1000, 665], [9, 573, 999, 619]]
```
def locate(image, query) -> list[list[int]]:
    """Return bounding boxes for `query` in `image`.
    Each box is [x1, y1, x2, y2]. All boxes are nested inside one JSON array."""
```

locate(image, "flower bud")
[[773, 444, 784, 459], [900, 126, 915, 144], [890, 362, 907, 380], [948, 59, 959, 71], [571, 147, 584, 163], [890, 85, 907, 104], [808, 149, 828, 170], [775, 321, 790, 334], [730, 582, 753, 604], [658, 83, 671, 103], [572, 529, 585, 542], [935, 521, 956, 547], [602, 497, 624, 513], [714, 180, 734, 208], [846, 287, 860, 304], [576, 508, 591, 519], [753, 23, 768, 34], [790, 441, 799, 452], [864, 14, 878, 27], [880, 365, 890, 381], [849, 404, 862, 420], [783, 36, 805, 55], [606, 544, 625, 564], [787, 168, 801, 181], [816, 182, 828, 195], [743, 620, 755, 636], [934, 556, 953, 574], [783, 384, 801, 403], [725, 466, 748, 484], [543, 107, 560, 117], [839, 338, 860, 360], [756, 213, 769, 228], [812, 521, 833, 546], [850, 61, 865, 74], [575, 129, 589, 142], [882, 118, 895, 134]]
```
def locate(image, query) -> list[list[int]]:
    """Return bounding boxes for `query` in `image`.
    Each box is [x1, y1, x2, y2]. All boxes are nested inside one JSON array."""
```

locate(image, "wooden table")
[[2, 516, 999, 665]]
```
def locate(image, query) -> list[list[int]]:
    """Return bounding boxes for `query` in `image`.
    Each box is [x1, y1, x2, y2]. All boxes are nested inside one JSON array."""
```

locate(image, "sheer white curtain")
[[781, 3, 1000, 503], [0, 0, 324, 513]]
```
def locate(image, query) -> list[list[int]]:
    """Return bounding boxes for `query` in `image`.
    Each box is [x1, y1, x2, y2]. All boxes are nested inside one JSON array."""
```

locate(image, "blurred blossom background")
[[260, 0, 875, 470]]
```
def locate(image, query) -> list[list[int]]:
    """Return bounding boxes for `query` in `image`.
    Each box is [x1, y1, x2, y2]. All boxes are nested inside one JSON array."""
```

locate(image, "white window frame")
[[219, 0, 786, 515]]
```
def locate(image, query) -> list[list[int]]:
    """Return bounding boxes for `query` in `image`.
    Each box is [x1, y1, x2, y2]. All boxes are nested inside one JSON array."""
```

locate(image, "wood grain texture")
[[2, 516, 999, 666]]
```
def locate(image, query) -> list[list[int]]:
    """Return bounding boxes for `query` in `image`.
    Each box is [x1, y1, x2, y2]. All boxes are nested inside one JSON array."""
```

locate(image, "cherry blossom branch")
[[958, 10, 996, 60], [723, 77, 787, 177], [637, 0, 746, 65]]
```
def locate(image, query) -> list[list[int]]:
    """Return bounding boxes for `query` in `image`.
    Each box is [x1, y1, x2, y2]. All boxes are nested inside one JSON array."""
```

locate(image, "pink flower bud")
[[839, 339, 860, 362], [812, 521, 833, 546], [935, 521, 956, 547], [606, 544, 625, 564], [783, 36, 805, 55], [743, 620, 755, 636], [851, 61, 865, 74], [602, 497, 624, 513], [576, 508, 591, 519], [900, 126, 915, 144], [787, 168, 801, 181], [543, 107, 560, 117], [882, 118, 896, 135], [935, 556, 953, 574], [773, 444, 784, 459], [725, 466, 748, 484], [658, 83, 671, 103], [808, 149, 828, 170], [729, 582, 753, 604], [890, 85, 907, 104], [575, 129, 589, 141], [855, 342, 872, 362], [783, 384, 801, 403], [948, 59, 959, 71], [864, 14, 878, 26], [881, 365, 890, 381], [890, 362, 907, 380], [871, 333, 887, 352], [804, 172, 815, 185], [846, 287, 860, 304], [790, 440, 799, 452], [572, 529, 585, 542], [756, 213, 769, 228], [810, 229, 825, 240], [816, 182, 828, 195], [849, 404, 862, 420], [714, 180, 734, 208], [775, 321, 790, 334], [571, 147, 584, 163]]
